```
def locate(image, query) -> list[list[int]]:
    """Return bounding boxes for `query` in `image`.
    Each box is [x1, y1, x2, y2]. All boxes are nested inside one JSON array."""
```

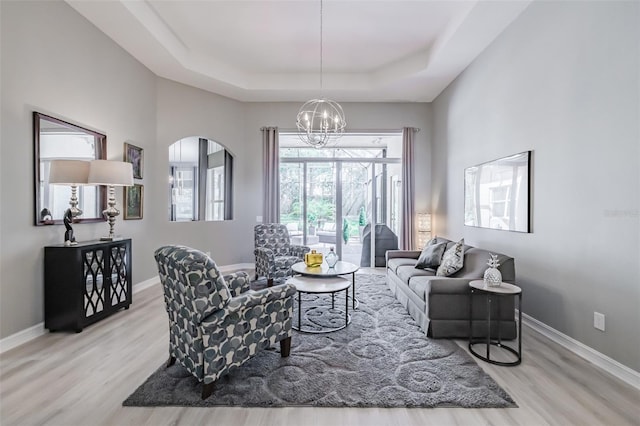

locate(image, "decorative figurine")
[[483, 254, 502, 287], [40, 208, 52, 222], [63, 208, 77, 246]]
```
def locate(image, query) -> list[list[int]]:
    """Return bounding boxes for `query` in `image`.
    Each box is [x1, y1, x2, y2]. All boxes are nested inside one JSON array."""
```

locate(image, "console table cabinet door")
[[108, 244, 130, 308], [83, 247, 106, 319], [45, 239, 132, 332]]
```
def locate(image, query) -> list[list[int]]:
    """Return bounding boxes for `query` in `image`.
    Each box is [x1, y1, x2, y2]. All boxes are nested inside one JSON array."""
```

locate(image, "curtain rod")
[[277, 128, 419, 134]]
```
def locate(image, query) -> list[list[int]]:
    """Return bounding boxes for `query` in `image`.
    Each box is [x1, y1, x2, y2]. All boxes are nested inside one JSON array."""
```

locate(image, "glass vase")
[[325, 247, 338, 268]]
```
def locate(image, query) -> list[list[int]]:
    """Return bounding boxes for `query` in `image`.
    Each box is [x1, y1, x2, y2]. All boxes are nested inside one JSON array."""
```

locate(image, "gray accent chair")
[[386, 237, 517, 339], [254, 224, 310, 283], [154, 245, 296, 399]]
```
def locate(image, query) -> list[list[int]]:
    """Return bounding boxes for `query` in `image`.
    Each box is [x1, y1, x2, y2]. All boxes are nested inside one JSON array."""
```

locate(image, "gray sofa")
[[385, 237, 517, 339]]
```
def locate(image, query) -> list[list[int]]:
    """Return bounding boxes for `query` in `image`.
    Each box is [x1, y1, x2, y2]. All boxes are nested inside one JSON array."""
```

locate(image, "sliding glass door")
[[279, 133, 402, 267]]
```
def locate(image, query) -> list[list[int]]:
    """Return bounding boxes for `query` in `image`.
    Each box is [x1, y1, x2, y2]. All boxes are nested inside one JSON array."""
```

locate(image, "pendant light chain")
[[295, 0, 346, 148], [320, 0, 323, 90]]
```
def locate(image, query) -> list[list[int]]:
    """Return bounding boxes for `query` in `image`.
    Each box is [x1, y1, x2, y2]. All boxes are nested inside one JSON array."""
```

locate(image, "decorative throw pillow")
[[424, 236, 438, 247], [415, 242, 447, 269], [436, 238, 465, 277]]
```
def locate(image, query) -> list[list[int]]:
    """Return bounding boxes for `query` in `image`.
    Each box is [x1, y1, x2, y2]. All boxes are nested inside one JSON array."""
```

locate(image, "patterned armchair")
[[154, 245, 296, 399], [254, 223, 310, 282]]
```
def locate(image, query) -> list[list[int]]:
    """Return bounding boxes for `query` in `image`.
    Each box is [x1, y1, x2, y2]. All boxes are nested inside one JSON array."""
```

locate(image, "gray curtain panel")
[[262, 127, 280, 223], [401, 127, 417, 250]]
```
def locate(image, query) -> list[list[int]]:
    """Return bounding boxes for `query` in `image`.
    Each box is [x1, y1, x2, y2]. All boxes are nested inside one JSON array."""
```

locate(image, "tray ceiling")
[[67, 0, 531, 102]]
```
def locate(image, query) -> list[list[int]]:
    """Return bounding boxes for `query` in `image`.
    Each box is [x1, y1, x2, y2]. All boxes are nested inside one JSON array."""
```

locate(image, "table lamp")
[[48, 159, 90, 245], [88, 160, 133, 241]]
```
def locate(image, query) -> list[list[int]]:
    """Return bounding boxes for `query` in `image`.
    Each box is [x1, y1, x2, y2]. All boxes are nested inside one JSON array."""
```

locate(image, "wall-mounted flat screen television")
[[464, 151, 531, 233]]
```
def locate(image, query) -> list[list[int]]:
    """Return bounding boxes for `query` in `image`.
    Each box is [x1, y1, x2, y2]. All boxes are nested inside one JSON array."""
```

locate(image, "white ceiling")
[[66, 0, 531, 103]]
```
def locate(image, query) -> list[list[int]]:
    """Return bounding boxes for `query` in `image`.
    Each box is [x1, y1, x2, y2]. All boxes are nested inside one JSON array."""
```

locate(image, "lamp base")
[[101, 185, 122, 242]]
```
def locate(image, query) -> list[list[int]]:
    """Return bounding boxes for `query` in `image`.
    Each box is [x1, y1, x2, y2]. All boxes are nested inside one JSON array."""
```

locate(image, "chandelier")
[[296, 0, 346, 148]]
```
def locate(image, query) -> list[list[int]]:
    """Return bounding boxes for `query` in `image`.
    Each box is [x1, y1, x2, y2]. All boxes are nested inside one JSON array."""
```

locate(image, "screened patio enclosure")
[[279, 132, 402, 267]]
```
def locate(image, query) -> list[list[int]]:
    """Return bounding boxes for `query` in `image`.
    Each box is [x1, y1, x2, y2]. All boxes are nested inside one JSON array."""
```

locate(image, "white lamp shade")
[[88, 160, 134, 186], [48, 160, 90, 185]]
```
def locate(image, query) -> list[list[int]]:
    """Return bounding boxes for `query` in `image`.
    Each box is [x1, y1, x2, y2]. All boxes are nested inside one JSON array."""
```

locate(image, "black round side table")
[[469, 280, 522, 366]]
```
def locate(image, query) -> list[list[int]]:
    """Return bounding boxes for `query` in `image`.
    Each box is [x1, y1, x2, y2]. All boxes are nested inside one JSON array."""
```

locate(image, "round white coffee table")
[[468, 280, 522, 366], [291, 261, 360, 309], [287, 275, 351, 334]]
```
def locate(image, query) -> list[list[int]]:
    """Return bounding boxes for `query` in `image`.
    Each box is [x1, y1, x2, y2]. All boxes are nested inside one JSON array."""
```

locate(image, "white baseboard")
[[522, 312, 640, 390], [133, 276, 159, 294], [0, 322, 46, 354], [0, 263, 256, 354], [0, 279, 162, 353]]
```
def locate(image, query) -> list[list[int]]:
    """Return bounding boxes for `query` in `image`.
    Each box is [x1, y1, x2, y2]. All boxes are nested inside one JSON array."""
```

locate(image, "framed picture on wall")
[[124, 142, 143, 179], [124, 184, 143, 220]]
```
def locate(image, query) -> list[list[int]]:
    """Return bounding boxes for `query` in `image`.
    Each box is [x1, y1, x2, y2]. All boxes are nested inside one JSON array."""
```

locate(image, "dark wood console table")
[[44, 239, 132, 332]]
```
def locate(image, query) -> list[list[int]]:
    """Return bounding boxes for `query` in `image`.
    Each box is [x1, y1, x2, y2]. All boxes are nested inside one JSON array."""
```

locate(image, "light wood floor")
[[1, 273, 638, 426]]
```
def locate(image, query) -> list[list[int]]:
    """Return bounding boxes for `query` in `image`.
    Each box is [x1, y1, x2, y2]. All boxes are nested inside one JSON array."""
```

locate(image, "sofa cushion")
[[415, 241, 447, 269], [396, 265, 435, 283], [407, 276, 473, 301], [436, 239, 465, 276], [387, 257, 418, 274], [408, 276, 433, 301]]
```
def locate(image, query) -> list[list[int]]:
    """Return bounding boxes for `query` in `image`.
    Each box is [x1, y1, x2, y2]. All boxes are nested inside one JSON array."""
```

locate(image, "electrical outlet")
[[256, 216, 263, 223], [594, 312, 605, 331], [205, 251, 211, 258]]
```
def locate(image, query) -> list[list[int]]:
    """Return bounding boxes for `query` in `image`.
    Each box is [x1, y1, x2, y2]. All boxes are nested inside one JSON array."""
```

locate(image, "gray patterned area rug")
[[123, 274, 516, 408]]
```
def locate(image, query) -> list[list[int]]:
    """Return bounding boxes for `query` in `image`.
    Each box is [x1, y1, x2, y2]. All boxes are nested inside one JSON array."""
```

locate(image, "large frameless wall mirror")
[[168, 137, 234, 221], [464, 151, 531, 233], [34, 112, 107, 226]]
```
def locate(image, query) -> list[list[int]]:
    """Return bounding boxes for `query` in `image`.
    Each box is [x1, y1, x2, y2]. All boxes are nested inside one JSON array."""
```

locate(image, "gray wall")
[[0, 1, 157, 337], [431, 1, 639, 371], [154, 78, 250, 265], [0, 1, 432, 339]]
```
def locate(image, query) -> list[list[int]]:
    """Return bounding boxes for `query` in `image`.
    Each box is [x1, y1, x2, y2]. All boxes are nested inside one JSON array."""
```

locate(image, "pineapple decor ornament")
[[484, 254, 502, 287]]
